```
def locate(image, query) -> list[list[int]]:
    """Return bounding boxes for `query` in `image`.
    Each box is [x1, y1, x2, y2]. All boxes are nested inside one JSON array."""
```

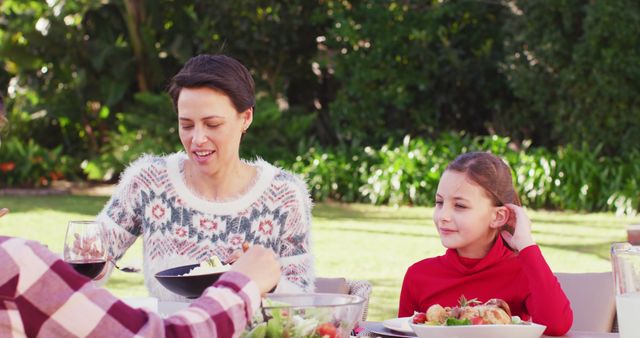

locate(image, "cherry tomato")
[[317, 322, 338, 338], [412, 312, 427, 324], [471, 316, 484, 325]]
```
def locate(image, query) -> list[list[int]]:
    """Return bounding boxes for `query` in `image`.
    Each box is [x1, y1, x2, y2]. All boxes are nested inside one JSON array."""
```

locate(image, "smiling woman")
[[94, 55, 315, 301]]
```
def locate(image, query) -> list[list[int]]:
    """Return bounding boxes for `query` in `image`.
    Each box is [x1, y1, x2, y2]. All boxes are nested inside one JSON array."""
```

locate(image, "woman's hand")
[[500, 203, 536, 251], [231, 245, 280, 294], [225, 242, 250, 264], [0, 208, 8, 218]]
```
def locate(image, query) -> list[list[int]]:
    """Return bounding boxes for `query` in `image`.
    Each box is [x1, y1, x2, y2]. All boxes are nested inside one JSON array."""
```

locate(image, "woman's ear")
[[490, 206, 510, 229], [241, 107, 253, 131]]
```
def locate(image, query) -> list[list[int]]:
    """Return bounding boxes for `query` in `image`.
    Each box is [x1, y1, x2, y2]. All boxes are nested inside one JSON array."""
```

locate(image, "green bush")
[[606, 153, 640, 216], [0, 136, 73, 187], [241, 94, 317, 163], [2, 0, 639, 205], [325, 1, 510, 146], [279, 145, 365, 203], [284, 133, 640, 215], [0, 0, 328, 182], [83, 92, 180, 181], [503, 0, 640, 156]]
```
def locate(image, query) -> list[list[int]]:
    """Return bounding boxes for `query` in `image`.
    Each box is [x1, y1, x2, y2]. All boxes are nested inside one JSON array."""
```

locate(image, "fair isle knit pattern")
[[97, 152, 314, 301]]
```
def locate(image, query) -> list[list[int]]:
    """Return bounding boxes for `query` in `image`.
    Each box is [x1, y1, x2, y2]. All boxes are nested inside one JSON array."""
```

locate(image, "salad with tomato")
[[242, 300, 350, 338]]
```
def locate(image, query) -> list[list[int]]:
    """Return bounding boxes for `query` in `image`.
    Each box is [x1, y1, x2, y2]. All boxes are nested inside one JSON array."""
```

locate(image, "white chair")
[[315, 277, 372, 321], [554, 272, 616, 332]]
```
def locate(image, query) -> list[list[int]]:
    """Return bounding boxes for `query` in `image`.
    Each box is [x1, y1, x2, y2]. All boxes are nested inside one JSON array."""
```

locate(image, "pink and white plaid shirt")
[[0, 236, 260, 338]]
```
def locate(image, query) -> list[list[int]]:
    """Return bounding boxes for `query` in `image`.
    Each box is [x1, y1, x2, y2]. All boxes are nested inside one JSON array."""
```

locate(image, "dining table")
[[355, 321, 620, 338]]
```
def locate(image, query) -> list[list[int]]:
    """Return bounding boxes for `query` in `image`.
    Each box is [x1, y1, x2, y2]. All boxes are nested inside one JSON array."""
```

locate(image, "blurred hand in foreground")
[[0, 208, 8, 218], [231, 245, 280, 294]]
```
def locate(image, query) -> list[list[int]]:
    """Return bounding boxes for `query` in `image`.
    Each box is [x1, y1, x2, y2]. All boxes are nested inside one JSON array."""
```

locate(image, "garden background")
[[1, 0, 639, 321]]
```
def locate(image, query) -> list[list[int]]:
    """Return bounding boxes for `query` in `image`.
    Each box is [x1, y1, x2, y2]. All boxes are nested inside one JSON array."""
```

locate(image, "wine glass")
[[63, 220, 108, 279]]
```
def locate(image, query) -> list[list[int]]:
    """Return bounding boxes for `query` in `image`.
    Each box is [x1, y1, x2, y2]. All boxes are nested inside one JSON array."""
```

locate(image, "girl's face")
[[177, 87, 252, 176], [433, 170, 506, 258]]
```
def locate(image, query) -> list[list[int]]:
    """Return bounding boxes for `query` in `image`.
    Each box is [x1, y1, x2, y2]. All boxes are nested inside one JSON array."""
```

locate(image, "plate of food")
[[382, 317, 414, 334], [409, 296, 546, 338], [155, 256, 231, 299]]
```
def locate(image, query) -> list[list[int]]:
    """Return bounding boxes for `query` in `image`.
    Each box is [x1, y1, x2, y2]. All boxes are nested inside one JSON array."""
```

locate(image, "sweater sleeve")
[[1, 237, 260, 338], [96, 157, 148, 262], [276, 175, 315, 293], [518, 245, 573, 336], [398, 266, 417, 317]]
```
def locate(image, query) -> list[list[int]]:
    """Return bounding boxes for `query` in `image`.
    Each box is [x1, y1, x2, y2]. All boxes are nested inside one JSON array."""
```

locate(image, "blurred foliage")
[[325, 1, 512, 145], [0, 0, 329, 180], [0, 136, 72, 187], [503, 0, 640, 155], [0, 0, 638, 215], [282, 133, 640, 216], [83, 92, 181, 180]]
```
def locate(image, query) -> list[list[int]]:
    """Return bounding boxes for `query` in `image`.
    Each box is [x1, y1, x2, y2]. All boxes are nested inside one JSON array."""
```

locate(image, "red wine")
[[67, 259, 107, 279]]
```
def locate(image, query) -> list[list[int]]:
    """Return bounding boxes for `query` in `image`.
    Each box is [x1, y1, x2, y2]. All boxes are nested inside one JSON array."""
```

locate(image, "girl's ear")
[[490, 206, 510, 229]]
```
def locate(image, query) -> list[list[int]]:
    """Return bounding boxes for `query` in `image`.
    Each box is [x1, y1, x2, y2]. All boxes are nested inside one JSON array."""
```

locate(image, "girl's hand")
[[0, 208, 8, 218], [500, 204, 536, 251]]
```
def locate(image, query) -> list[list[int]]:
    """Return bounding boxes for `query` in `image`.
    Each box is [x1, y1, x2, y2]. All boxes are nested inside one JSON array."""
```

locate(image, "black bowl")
[[155, 264, 226, 299]]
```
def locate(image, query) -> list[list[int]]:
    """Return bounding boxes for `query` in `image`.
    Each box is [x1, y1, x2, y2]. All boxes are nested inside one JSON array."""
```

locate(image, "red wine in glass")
[[64, 221, 108, 280], [67, 259, 107, 279]]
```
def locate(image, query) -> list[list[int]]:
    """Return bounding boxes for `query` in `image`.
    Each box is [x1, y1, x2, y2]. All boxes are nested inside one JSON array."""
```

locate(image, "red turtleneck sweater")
[[398, 238, 573, 336]]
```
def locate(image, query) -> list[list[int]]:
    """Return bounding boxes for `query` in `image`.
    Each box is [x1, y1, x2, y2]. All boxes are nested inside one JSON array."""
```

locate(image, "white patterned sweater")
[[97, 152, 315, 301]]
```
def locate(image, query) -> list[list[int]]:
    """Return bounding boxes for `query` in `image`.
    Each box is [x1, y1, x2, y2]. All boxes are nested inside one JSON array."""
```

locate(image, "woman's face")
[[177, 87, 252, 176], [433, 170, 502, 258]]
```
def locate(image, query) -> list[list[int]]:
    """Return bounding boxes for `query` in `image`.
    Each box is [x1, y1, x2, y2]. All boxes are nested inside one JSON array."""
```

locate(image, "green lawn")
[[0, 195, 637, 321]]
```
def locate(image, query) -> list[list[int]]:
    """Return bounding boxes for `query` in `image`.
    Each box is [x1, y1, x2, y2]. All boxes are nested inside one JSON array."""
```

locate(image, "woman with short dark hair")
[[96, 55, 315, 301]]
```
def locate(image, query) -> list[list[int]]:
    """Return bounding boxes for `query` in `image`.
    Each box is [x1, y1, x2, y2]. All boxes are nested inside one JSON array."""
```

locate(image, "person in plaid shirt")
[[0, 233, 279, 337]]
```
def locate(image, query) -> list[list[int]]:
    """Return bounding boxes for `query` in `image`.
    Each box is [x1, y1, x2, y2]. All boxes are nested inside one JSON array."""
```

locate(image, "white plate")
[[410, 322, 546, 338], [382, 317, 414, 334]]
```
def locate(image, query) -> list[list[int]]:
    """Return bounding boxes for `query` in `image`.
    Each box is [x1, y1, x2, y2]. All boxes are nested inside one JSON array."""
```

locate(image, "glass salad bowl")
[[243, 293, 365, 338]]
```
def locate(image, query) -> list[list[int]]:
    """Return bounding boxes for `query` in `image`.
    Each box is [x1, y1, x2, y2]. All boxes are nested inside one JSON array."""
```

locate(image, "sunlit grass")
[[1, 195, 637, 321]]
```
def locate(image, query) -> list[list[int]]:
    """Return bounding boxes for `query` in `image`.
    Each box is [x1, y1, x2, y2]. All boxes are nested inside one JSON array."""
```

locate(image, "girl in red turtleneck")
[[398, 152, 573, 336]]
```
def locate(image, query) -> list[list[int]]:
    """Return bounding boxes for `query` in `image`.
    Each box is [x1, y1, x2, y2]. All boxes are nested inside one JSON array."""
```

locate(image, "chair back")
[[554, 272, 616, 332], [315, 277, 372, 321]]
